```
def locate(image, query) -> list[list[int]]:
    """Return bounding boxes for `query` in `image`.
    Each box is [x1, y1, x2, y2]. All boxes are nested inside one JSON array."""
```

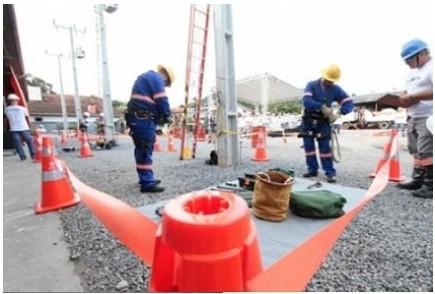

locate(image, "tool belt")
[[126, 102, 155, 121]]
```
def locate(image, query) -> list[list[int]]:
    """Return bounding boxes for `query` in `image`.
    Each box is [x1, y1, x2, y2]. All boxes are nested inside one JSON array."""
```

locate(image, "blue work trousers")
[[301, 120, 336, 177]]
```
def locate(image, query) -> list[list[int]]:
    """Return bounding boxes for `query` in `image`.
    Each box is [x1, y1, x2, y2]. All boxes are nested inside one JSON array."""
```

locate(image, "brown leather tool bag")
[[252, 171, 294, 222]]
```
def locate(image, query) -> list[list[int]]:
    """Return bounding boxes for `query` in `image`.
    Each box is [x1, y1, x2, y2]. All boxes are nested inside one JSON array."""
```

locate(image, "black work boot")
[[141, 185, 165, 193], [326, 176, 337, 183], [412, 166, 433, 199], [303, 172, 318, 178], [138, 179, 161, 186], [397, 167, 425, 190]]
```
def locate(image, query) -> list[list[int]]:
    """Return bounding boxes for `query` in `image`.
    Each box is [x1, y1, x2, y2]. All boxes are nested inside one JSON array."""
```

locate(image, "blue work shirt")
[[303, 79, 353, 115], [130, 70, 171, 120]]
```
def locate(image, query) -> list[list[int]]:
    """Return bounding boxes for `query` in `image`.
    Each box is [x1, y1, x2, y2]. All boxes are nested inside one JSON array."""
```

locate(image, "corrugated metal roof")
[[236, 72, 303, 104]]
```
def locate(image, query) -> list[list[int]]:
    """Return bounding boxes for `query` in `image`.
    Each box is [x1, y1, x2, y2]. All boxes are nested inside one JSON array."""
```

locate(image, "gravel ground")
[[59, 130, 432, 292]]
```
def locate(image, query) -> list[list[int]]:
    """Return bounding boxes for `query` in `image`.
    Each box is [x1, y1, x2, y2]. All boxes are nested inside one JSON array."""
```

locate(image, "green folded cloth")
[[269, 168, 295, 177], [290, 190, 347, 219]]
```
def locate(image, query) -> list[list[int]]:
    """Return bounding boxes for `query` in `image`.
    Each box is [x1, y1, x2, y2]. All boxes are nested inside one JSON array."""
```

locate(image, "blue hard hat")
[[401, 39, 428, 60]]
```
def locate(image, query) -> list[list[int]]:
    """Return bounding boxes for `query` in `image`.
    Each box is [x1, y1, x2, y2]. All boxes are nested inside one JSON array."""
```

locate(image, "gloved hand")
[[329, 112, 341, 123], [156, 116, 172, 126], [321, 105, 333, 118]]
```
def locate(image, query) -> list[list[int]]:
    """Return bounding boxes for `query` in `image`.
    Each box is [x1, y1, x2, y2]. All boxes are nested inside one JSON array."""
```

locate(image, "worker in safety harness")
[[125, 65, 174, 193], [299, 64, 353, 183], [396, 39, 433, 199]]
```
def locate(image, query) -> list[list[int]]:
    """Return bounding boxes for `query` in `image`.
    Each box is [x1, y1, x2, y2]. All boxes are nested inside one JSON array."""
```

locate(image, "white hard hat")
[[7, 93, 20, 101], [84, 112, 90, 117]]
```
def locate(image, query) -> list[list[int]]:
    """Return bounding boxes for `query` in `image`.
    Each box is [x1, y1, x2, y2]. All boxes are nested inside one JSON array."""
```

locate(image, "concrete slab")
[[3, 155, 83, 292], [137, 177, 366, 268]]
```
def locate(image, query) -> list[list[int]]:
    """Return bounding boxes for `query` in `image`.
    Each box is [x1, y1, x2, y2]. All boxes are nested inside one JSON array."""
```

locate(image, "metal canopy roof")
[[236, 72, 303, 104]]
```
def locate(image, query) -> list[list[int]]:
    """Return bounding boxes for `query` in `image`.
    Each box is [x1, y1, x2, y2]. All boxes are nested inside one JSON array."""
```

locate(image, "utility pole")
[[53, 20, 86, 130], [95, 4, 117, 143], [45, 51, 68, 130], [214, 4, 239, 167]]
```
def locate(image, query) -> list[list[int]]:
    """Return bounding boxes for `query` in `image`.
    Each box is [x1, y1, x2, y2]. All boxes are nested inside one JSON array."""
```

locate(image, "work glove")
[[329, 112, 341, 123], [321, 105, 333, 118], [156, 116, 173, 126]]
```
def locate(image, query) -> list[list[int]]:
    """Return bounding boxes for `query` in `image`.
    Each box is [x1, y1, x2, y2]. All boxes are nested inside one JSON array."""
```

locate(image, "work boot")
[[397, 167, 425, 190], [140, 185, 165, 193], [326, 176, 337, 183], [138, 179, 161, 185], [302, 172, 317, 178], [412, 166, 432, 199]]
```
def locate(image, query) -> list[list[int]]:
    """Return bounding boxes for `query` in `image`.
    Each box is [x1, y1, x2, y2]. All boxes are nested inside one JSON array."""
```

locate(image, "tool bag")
[[290, 190, 347, 219], [252, 171, 294, 222]]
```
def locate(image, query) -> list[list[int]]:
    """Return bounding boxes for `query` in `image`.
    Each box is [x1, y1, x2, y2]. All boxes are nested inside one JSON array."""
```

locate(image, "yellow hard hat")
[[321, 64, 341, 82], [157, 64, 175, 87]]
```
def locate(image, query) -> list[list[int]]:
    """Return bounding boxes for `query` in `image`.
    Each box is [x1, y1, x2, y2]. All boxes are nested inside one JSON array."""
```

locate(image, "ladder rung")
[[194, 8, 208, 16], [193, 24, 207, 31], [193, 40, 205, 47]]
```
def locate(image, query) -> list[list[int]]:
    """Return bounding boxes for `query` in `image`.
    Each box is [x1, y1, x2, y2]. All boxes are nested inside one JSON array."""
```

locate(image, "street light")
[[45, 50, 69, 131], [53, 20, 86, 130], [95, 4, 117, 143]]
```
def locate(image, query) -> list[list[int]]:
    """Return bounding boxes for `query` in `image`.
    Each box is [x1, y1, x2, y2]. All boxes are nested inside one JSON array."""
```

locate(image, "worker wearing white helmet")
[[125, 65, 175, 193], [5, 93, 35, 160], [396, 39, 433, 199]]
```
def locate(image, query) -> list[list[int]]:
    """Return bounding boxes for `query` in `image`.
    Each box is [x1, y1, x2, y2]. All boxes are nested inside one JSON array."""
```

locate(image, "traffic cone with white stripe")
[[369, 129, 406, 182], [154, 136, 162, 152], [167, 133, 177, 152], [251, 130, 269, 161], [35, 136, 80, 214], [33, 132, 43, 163], [80, 132, 94, 158]]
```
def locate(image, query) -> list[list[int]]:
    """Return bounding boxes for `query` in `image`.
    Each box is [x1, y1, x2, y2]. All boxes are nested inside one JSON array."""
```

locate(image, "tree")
[[25, 75, 55, 94], [112, 100, 127, 111], [269, 99, 302, 114]]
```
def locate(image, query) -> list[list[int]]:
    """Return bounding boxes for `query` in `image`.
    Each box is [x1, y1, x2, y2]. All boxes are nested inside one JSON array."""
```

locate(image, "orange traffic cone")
[[35, 136, 80, 214], [154, 136, 162, 152], [33, 133, 43, 163], [370, 129, 406, 182], [80, 132, 94, 158], [251, 130, 269, 161], [196, 124, 206, 142], [60, 130, 68, 145], [167, 133, 177, 152]]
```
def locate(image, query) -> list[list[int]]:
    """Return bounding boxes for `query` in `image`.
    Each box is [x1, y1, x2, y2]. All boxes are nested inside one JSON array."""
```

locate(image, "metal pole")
[[69, 26, 82, 130], [56, 55, 68, 130], [97, 4, 115, 142], [214, 4, 239, 167]]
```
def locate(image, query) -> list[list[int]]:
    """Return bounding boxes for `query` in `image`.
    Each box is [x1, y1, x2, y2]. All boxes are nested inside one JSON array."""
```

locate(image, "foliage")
[[25, 75, 55, 94], [269, 99, 302, 114]]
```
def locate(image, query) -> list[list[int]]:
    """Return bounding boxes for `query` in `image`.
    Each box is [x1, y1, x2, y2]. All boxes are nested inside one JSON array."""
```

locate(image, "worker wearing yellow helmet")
[[125, 65, 175, 193], [299, 64, 354, 183]]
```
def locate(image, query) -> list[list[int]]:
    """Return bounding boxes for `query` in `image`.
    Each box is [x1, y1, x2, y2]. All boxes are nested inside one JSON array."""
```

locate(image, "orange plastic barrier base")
[[150, 191, 262, 292]]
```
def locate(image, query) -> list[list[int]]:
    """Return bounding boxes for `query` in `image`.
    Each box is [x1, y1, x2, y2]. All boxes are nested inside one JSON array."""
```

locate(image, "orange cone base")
[[80, 153, 94, 158], [35, 192, 80, 214], [369, 159, 406, 182], [251, 149, 269, 161]]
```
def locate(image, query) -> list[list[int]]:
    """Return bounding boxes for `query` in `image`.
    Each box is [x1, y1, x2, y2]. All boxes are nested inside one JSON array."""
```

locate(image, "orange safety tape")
[[64, 165, 158, 266], [247, 131, 398, 291]]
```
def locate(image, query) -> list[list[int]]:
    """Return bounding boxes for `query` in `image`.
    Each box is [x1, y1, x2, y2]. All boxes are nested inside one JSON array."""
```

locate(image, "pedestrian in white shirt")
[[4, 93, 35, 160], [396, 39, 433, 199]]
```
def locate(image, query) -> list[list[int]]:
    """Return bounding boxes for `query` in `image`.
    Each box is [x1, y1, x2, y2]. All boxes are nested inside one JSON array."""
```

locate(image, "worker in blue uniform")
[[125, 65, 174, 193], [299, 64, 353, 183]]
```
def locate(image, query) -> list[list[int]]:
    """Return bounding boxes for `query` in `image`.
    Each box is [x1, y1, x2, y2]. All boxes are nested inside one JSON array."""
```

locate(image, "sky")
[[13, 0, 435, 108]]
